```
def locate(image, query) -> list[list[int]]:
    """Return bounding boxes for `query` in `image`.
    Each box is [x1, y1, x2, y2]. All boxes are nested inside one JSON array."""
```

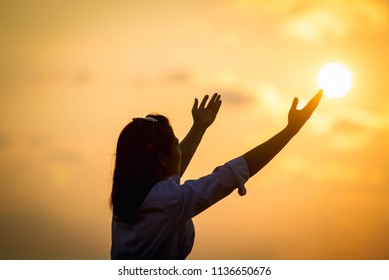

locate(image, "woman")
[[111, 91, 323, 259]]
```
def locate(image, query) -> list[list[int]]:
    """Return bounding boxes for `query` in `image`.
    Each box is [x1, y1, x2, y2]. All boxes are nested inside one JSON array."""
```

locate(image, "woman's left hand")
[[287, 89, 323, 135], [192, 93, 222, 130]]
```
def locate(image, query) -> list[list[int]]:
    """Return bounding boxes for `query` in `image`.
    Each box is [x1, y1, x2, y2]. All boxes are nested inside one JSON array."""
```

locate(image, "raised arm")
[[179, 93, 222, 177], [243, 90, 323, 177]]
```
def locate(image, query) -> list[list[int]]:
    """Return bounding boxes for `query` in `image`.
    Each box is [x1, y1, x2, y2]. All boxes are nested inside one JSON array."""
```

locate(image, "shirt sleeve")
[[161, 156, 250, 223]]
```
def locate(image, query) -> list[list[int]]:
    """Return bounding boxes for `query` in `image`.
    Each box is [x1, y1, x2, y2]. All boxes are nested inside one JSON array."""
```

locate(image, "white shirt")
[[111, 156, 250, 259]]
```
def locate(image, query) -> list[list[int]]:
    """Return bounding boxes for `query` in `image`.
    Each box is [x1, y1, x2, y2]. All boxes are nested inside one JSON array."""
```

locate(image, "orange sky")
[[1, 0, 388, 259]]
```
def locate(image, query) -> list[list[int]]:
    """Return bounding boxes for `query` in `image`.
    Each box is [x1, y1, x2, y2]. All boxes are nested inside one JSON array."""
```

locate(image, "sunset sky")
[[1, 0, 388, 259]]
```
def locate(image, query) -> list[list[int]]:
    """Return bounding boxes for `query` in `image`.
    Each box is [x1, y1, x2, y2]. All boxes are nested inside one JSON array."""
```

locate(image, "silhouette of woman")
[[110, 91, 322, 259]]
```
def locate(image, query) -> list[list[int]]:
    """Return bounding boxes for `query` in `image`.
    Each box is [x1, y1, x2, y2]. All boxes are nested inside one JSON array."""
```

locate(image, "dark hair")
[[110, 114, 175, 222]]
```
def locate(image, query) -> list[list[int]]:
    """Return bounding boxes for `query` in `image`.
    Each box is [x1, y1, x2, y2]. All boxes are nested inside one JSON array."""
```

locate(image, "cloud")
[[257, 84, 290, 114], [247, 0, 389, 42], [161, 70, 192, 84], [332, 120, 366, 133], [130, 69, 192, 90], [281, 9, 348, 42], [332, 107, 389, 132], [311, 106, 389, 151], [219, 90, 255, 106]]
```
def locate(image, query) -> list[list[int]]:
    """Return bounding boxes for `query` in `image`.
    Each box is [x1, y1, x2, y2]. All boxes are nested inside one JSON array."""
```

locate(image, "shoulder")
[[142, 176, 184, 209]]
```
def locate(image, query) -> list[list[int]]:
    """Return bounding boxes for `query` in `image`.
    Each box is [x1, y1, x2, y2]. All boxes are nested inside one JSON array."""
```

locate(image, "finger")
[[304, 89, 323, 112], [206, 93, 218, 109], [290, 97, 299, 111], [214, 99, 222, 115], [199, 95, 209, 108], [192, 98, 199, 111], [213, 94, 221, 110]]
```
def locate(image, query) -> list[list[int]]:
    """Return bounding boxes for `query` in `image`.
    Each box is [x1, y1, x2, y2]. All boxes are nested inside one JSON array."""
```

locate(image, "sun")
[[317, 63, 352, 98]]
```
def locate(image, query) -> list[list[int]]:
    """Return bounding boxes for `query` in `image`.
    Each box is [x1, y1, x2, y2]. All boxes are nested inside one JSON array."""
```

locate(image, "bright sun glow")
[[317, 63, 352, 98]]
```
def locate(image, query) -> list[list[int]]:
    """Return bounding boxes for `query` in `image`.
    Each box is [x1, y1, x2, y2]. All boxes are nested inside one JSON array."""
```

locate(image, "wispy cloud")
[[290, 0, 387, 41], [161, 70, 192, 84], [281, 9, 348, 42], [311, 105, 389, 151], [219, 90, 255, 106], [241, 0, 389, 42]]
